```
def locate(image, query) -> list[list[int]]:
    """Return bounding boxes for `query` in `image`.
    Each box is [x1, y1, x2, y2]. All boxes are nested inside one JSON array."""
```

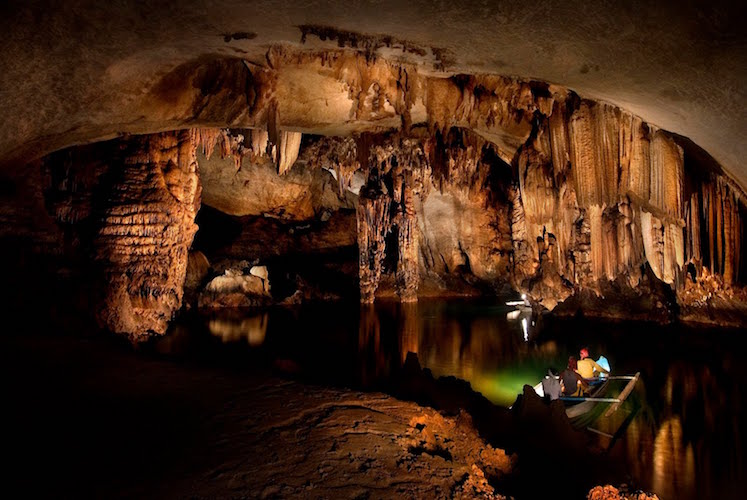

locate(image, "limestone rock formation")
[[198, 261, 272, 309], [11, 46, 746, 337], [196, 132, 354, 220], [94, 131, 201, 341], [587, 485, 659, 500], [357, 170, 392, 303]]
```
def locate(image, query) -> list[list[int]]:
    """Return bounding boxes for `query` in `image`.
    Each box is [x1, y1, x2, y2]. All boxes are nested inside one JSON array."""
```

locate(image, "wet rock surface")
[[587, 485, 660, 500]]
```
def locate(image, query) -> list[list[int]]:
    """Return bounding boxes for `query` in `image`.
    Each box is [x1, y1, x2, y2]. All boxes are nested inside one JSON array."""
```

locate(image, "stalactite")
[[196, 128, 247, 171], [688, 192, 701, 265], [620, 116, 651, 202], [548, 99, 571, 182], [716, 182, 724, 275], [277, 131, 303, 175], [566, 102, 615, 206], [396, 168, 419, 302], [588, 204, 606, 282], [330, 138, 360, 196], [601, 208, 619, 281], [517, 135, 555, 224], [737, 200, 742, 282], [509, 186, 534, 285], [356, 171, 391, 303], [662, 223, 679, 284], [568, 102, 599, 208], [723, 194, 734, 284], [640, 211, 663, 281], [196, 128, 222, 159], [571, 209, 592, 286], [249, 129, 269, 158], [616, 200, 642, 286], [594, 104, 620, 207], [650, 131, 684, 218], [297, 135, 360, 196], [707, 183, 716, 273]]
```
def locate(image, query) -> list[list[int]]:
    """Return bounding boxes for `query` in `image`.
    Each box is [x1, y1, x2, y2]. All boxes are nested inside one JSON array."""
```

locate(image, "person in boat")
[[541, 367, 561, 401], [595, 355, 611, 379], [560, 356, 588, 397], [577, 348, 610, 380]]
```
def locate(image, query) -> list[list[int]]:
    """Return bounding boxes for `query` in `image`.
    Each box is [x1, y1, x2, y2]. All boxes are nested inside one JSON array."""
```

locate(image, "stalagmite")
[[94, 130, 200, 341]]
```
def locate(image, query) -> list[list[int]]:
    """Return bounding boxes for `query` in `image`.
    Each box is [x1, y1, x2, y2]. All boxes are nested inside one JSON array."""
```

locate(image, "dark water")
[[158, 299, 746, 499]]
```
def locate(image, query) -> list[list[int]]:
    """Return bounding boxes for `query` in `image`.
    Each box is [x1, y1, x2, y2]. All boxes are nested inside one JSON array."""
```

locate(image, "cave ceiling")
[[1, 0, 745, 188]]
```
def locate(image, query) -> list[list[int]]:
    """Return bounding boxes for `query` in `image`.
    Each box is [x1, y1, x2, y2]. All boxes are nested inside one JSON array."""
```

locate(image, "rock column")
[[95, 130, 201, 341], [356, 170, 391, 303], [395, 168, 419, 302]]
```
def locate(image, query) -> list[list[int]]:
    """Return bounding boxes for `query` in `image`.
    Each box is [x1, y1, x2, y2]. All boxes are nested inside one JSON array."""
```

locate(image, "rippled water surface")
[[162, 299, 746, 499]]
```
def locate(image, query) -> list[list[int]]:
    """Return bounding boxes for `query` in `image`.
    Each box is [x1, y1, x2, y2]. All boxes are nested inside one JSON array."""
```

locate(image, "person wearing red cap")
[[576, 347, 609, 380]]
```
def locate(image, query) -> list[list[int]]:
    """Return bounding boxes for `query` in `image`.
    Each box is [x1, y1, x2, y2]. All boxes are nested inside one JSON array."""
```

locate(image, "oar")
[[559, 396, 621, 403]]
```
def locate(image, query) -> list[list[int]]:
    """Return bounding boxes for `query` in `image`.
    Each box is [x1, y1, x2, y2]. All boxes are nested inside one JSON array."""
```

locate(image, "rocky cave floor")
[[5, 319, 661, 500], [6, 330, 510, 499]]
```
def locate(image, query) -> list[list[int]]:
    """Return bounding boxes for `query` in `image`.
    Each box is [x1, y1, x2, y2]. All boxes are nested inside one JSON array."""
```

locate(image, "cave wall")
[[18, 51, 746, 339]]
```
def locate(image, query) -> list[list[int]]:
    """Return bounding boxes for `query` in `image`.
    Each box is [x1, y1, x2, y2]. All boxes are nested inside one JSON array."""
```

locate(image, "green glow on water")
[[471, 368, 541, 406], [463, 355, 570, 407]]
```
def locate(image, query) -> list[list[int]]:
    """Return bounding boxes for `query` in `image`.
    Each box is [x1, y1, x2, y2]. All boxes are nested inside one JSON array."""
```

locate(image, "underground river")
[[146, 298, 746, 499]]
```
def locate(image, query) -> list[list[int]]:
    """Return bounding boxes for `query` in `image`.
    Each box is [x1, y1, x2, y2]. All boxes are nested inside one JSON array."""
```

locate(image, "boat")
[[534, 372, 641, 444]]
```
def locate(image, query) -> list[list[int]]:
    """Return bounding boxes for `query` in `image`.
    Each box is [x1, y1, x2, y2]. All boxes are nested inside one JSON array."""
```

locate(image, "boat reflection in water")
[[160, 298, 745, 499]]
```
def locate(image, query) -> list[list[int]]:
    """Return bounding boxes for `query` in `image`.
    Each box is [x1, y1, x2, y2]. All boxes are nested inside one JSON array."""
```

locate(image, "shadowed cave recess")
[[2, 22, 747, 499]]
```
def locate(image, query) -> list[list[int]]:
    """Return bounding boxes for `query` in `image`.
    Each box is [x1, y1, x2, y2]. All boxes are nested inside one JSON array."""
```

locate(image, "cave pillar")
[[356, 172, 391, 304], [396, 169, 419, 302], [94, 130, 201, 341]]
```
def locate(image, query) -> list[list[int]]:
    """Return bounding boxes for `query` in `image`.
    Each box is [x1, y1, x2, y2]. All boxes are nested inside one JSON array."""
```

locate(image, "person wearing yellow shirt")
[[576, 347, 610, 379]]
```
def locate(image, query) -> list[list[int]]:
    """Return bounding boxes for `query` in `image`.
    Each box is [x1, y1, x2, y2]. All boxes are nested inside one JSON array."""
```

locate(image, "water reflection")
[[371, 301, 552, 405], [617, 361, 745, 499], [207, 313, 268, 345], [653, 416, 696, 497]]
